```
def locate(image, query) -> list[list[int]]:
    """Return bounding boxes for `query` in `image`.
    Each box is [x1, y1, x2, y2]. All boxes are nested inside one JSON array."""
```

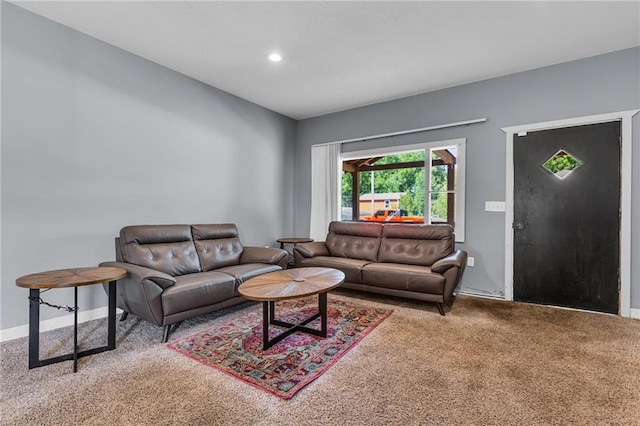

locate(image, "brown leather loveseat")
[[100, 224, 288, 341], [293, 221, 467, 315]]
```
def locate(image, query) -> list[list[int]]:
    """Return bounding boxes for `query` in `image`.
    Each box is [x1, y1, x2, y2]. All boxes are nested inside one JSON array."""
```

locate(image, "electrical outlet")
[[467, 257, 475, 267], [485, 201, 506, 212]]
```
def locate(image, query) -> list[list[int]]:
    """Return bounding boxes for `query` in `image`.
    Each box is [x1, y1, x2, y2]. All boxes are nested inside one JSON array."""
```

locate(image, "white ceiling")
[[11, 1, 640, 120]]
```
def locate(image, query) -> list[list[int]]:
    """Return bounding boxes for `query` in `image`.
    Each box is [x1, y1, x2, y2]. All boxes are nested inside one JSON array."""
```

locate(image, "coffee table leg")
[[262, 301, 269, 350], [319, 292, 327, 338], [269, 301, 275, 323]]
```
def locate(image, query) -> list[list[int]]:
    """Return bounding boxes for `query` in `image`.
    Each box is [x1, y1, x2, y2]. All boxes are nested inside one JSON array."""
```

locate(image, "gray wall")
[[294, 48, 640, 307], [1, 3, 296, 330], [2, 3, 639, 334]]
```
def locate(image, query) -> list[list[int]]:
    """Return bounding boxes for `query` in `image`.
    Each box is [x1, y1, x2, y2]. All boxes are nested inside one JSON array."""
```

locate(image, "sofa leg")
[[120, 312, 129, 321], [161, 321, 183, 343], [435, 303, 445, 316]]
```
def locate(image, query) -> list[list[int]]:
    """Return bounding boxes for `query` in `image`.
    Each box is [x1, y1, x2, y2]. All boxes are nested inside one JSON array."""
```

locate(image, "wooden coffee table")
[[16, 266, 127, 372], [238, 267, 345, 350]]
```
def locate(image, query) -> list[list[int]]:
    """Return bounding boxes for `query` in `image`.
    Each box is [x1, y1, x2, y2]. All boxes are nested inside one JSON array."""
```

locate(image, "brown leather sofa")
[[293, 221, 467, 315], [100, 224, 288, 341]]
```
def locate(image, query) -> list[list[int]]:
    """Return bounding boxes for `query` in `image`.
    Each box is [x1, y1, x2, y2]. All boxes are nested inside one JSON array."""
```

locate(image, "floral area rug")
[[167, 297, 392, 399]]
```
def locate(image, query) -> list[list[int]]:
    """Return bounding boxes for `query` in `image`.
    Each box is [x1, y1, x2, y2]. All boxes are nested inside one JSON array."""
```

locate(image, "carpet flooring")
[[1, 290, 639, 425]]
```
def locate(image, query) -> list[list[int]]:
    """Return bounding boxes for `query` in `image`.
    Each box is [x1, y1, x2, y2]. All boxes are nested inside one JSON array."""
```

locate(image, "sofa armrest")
[[99, 261, 176, 289], [431, 250, 467, 274], [99, 261, 175, 326], [293, 242, 330, 264], [241, 246, 288, 268]]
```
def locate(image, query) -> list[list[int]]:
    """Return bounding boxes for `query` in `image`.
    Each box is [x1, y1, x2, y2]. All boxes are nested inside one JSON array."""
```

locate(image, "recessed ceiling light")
[[267, 52, 283, 62]]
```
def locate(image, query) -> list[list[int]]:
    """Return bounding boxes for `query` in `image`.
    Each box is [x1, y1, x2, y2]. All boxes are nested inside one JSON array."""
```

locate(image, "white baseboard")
[[0, 306, 122, 342], [458, 290, 505, 300], [630, 308, 640, 320]]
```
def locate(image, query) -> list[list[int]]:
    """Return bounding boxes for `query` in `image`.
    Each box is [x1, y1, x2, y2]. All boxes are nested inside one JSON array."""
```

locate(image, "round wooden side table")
[[16, 266, 126, 372], [276, 237, 314, 267], [276, 237, 314, 249]]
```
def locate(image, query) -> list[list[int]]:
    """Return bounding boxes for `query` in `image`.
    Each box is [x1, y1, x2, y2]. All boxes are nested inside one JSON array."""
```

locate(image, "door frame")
[[502, 110, 639, 317]]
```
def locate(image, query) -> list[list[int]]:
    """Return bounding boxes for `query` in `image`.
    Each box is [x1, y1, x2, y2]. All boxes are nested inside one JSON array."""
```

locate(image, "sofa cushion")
[[297, 256, 370, 283], [162, 271, 236, 316], [119, 225, 201, 276], [362, 263, 446, 294], [378, 224, 453, 266], [217, 263, 282, 293], [326, 221, 382, 261], [192, 224, 244, 271]]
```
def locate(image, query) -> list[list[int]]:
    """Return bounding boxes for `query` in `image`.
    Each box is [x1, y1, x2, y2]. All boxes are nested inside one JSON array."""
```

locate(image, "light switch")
[[485, 201, 506, 212]]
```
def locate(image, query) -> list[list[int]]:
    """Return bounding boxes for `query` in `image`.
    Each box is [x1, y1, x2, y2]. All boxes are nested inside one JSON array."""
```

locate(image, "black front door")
[[513, 121, 620, 314]]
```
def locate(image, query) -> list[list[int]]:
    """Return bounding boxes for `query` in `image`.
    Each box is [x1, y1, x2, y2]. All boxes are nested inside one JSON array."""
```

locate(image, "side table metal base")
[[28, 280, 117, 372]]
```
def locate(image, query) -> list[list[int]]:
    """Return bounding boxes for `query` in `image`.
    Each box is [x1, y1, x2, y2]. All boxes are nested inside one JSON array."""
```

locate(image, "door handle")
[[513, 221, 525, 230]]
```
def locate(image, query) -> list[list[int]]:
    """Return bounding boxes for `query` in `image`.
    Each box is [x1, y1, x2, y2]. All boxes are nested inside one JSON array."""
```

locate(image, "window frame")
[[340, 138, 466, 242]]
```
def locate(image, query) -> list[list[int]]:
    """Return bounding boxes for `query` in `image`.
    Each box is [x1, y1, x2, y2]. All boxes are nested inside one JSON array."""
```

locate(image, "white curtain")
[[309, 143, 341, 241]]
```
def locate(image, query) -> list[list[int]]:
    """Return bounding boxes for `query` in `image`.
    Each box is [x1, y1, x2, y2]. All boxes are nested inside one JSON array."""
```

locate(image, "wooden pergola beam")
[[433, 149, 456, 164], [357, 161, 424, 172]]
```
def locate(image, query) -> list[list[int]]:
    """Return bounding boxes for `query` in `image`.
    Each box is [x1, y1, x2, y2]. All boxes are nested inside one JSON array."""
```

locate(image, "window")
[[429, 147, 458, 226], [341, 139, 466, 242]]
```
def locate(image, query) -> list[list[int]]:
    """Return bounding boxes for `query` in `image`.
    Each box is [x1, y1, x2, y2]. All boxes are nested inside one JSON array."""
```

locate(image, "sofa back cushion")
[[119, 225, 201, 276], [326, 221, 382, 261], [192, 224, 243, 271], [378, 224, 453, 266]]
